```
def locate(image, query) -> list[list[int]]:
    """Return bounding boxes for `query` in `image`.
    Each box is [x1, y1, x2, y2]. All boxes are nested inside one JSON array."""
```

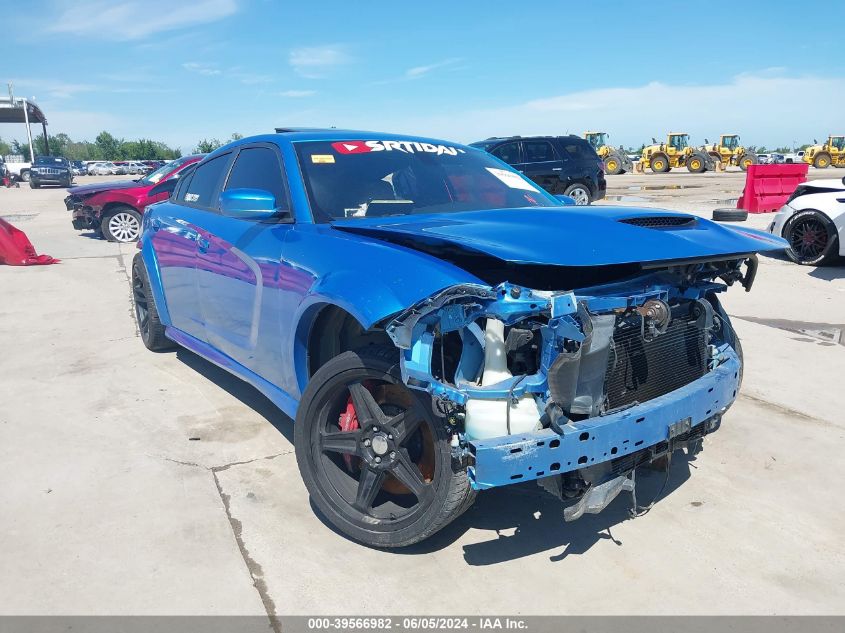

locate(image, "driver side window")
[[224, 146, 290, 210]]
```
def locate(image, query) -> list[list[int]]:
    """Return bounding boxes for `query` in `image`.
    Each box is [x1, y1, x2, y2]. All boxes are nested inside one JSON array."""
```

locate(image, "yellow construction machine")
[[584, 131, 633, 175], [803, 136, 845, 168], [639, 133, 715, 173], [704, 134, 758, 171]]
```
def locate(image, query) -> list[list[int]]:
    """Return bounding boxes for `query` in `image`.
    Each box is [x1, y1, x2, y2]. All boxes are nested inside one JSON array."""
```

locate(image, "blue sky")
[[4, 0, 844, 152]]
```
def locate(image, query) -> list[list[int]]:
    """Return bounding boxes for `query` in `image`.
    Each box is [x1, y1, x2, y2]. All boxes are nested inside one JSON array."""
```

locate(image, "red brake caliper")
[[338, 396, 359, 470]]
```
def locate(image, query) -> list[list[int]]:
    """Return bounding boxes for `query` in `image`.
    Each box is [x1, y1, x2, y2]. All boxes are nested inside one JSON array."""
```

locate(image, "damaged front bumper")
[[65, 196, 97, 230], [385, 259, 752, 515], [467, 350, 737, 489]]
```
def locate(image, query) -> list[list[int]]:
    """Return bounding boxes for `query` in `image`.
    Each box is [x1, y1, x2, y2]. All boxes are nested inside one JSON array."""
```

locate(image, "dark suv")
[[470, 136, 605, 205], [30, 156, 73, 189]]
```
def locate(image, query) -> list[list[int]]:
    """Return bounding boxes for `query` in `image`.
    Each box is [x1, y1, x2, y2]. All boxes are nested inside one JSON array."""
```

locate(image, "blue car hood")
[[332, 206, 786, 267]]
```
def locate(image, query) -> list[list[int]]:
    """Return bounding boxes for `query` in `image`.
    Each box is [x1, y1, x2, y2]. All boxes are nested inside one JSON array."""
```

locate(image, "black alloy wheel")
[[295, 346, 474, 548]]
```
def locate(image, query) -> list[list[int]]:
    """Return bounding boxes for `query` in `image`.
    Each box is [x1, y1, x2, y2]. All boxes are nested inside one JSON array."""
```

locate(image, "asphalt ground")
[[1, 168, 843, 616]]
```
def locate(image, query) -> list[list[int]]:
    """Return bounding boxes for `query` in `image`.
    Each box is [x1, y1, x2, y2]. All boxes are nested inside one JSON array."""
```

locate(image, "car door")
[[151, 152, 233, 342], [194, 144, 294, 384], [518, 139, 565, 193]]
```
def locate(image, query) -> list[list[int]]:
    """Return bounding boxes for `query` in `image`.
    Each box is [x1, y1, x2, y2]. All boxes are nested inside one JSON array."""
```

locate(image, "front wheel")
[[814, 153, 831, 169], [687, 153, 706, 173], [604, 153, 623, 175], [29, 181, 39, 189], [650, 154, 670, 173], [295, 346, 475, 548], [102, 206, 142, 242], [562, 183, 591, 205], [783, 210, 838, 265]]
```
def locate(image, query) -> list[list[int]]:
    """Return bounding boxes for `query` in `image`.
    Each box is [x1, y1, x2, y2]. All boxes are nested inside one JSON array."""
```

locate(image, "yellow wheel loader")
[[639, 133, 715, 174], [803, 136, 845, 168], [703, 134, 758, 171], [584, 131, 632, 175]]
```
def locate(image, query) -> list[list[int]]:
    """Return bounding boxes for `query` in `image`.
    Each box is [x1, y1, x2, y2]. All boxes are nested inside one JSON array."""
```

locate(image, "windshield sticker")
[[485, 167, 540, 192], [331, 140, 466, 156], [185, 193, 199, 202], [311, 154, 335, 164]]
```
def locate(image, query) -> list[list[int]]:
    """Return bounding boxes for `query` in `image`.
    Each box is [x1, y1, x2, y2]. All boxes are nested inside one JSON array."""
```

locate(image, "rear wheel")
[[19, 170, 30, 182], [102, 206, 142, 242], [650, 154, 670, 173], [783, 210, 838, 265], [562, 183, 591, 205], [295, 346, 475, 548], [131, 253, 174, 351], [814, 153, 831, 169], [739, 153, 758, 171]]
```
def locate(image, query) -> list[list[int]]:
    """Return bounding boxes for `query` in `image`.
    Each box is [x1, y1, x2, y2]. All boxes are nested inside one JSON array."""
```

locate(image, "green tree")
[[230, 132, 244, 141], [11, 140, 33, 161], [0, 136, 11, 157], [95, 131, 123, 160], [194, 138, 222, 153]]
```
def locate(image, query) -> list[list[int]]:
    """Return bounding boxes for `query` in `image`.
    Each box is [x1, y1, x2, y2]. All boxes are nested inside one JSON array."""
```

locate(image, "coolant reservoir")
[[464, 318, 541, 440]]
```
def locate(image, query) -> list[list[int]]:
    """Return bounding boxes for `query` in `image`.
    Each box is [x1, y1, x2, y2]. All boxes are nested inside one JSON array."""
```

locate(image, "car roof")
[[470, 134, 587, 144], [200, 130, 478, 160]]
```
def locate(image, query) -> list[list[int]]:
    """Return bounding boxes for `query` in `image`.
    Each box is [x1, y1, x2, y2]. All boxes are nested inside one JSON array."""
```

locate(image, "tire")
[[687, 153, 706, 173], [814, 153, 831, 169], [131, 253, 174, 351], [102, 206, 142, 242], [29, 181, 39, 189], [19, 170, 30, 182], [712, 208, 748, 222], [739, 153, 758, 171], [604, 153, 623, 175], [783, 210, 839, 265], [295, 345, 475, 548], [650, 154, 670, 173], [562, 183, 591, 205]]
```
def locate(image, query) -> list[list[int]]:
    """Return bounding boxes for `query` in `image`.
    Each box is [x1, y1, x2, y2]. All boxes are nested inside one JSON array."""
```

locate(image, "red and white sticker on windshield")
[[331, 140, 466, 156]]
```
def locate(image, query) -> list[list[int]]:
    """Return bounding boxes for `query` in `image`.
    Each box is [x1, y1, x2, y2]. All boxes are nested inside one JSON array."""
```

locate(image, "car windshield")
[[140, 157, 189, 184], [34, 156, 68, 165], [295, 139, 560, 222]]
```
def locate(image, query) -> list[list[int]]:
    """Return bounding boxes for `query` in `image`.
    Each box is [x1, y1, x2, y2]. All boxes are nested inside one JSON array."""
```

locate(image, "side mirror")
[[554, 194, 576, 206], [148, 178, 178, 197], [220, 188, 289, 221]]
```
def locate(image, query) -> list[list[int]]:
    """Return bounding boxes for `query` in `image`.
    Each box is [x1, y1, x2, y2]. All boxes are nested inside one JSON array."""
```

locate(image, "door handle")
[[197, 237, 210, 252]]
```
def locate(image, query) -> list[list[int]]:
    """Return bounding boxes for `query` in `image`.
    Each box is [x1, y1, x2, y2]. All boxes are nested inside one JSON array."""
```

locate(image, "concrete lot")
[[1, 169, 844, 616]]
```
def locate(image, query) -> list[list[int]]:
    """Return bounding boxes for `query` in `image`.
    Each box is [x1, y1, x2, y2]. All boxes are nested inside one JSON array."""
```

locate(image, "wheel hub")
[[371, 433, 390, 456]]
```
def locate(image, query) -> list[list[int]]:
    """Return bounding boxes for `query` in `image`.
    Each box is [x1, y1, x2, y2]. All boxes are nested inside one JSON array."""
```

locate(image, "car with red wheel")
[[65, 155, 204, 242]]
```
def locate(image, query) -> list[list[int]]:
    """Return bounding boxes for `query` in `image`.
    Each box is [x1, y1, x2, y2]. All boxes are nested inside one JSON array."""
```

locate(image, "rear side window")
[[522, 140, 557, 163], [224, 147, 289, 209], [559, 140, 598, 161], [490, 142, 521, 165], [182, 153, 230, 207]]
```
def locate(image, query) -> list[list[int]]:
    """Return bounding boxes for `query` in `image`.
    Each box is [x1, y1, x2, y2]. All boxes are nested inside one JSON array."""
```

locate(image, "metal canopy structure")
[[0, 84, 49, 160]]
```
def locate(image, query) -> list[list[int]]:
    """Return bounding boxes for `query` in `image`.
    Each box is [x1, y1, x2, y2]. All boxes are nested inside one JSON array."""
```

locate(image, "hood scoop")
[[619, 216, 696, 228]]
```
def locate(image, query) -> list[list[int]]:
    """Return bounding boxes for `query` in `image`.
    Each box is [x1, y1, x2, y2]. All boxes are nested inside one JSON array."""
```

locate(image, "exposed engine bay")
[[385, 255, 754, 517]]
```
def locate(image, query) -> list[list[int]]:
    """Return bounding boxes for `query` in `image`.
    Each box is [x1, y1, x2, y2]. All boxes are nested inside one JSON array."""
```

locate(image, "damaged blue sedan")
[[132, 129, 788, 547]]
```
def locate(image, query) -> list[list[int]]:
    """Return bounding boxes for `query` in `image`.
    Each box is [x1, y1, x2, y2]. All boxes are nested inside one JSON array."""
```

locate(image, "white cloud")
[[182, 62, 221, 76], [358, 71, 845, 148], [46, 0, 238, 40], [278, 90, 316, 98], [289, 45, 351, 78], [405, 58, 463, 79]]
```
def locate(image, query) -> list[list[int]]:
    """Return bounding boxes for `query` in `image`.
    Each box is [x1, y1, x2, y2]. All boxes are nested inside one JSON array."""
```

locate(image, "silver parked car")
[[124, 161, 148, 175], [87, 162, 120, 176]]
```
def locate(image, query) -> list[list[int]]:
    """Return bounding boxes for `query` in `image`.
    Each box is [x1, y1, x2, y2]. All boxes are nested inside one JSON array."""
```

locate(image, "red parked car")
[[65, 155, 204, 242]]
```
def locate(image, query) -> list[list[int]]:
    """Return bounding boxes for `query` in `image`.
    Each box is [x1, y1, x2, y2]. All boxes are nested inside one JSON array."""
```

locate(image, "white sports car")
[[766, 177, 845, 265]]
